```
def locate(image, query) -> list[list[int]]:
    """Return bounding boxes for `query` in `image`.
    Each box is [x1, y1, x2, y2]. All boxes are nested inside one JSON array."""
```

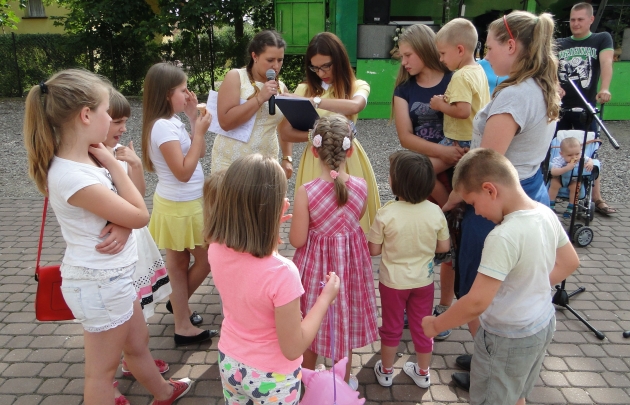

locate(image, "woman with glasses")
[[278, 32, 380, 233]]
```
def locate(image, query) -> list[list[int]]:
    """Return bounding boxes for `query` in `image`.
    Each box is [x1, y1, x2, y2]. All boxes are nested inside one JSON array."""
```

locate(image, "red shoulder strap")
[[35, 197, 48, 276]]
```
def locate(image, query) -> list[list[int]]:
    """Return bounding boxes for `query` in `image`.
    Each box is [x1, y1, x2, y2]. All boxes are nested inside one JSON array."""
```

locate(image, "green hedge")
[[0, 31, 306, 97]]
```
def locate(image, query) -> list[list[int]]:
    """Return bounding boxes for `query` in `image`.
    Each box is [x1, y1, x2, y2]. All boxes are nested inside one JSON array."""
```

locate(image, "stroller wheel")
[[589, 202, 595, 222], [573, 225, 594, 247]]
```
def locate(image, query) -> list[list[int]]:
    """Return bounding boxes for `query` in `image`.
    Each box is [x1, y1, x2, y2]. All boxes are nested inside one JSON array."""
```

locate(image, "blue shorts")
[[61, 265, 136, 333], [439, 137, 471, 149]]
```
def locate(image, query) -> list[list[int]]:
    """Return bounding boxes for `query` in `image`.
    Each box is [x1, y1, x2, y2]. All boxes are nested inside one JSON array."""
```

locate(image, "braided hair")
[[311, 115, 355, 206]]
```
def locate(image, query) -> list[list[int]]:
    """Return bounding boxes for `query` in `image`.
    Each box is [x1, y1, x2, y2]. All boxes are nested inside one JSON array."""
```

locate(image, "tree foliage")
[[52, 0, 161, 93], [0, 0, 26, 33]]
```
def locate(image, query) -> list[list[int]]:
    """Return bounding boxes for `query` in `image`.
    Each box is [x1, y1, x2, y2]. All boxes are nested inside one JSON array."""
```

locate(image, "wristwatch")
[[313, 96, 322, 109], [282, 156, 293, 164]]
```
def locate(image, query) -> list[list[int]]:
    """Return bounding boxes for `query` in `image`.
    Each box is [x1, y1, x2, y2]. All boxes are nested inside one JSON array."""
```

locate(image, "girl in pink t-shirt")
[[205, 154, 339, 405]]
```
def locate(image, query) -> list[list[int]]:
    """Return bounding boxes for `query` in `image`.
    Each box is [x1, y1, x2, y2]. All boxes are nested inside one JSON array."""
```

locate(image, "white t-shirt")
[[472, 78, 557, 180], [150, 116, 204, 201], [47, 157, 138, 270], [478, 203, 569, 338]]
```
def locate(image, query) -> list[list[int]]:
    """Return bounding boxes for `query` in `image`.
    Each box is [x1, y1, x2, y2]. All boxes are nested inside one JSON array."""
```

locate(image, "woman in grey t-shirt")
[[442, 11, 561, 393]]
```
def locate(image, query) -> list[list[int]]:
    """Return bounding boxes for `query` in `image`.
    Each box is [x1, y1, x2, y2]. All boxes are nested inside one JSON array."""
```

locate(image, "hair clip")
[[342, 137, 351, 151], [330, 170, 339, 180], [39, 81, 48, 94], [312, 134, 322, 148]]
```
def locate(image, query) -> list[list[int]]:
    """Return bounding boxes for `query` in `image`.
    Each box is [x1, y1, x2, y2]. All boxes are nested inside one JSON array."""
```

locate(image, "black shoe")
[[166, 300, 203, 326], [455, 354, 472, 371], [452, 372, 470, 391], [174, 330, 212, 345], [190, 311, 203, 326]]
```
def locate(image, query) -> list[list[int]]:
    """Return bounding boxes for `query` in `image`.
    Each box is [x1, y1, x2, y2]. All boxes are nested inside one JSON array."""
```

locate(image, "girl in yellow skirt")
[[278, 32, 380, 233], [141, 63, 217, 345]]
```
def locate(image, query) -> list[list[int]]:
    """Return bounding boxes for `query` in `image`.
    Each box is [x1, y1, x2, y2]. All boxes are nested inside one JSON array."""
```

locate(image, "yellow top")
[[211, 68, 288, 173], [367, 200, 450, 289], [293, 80, 370, 123], [443, 64, 490, 141]]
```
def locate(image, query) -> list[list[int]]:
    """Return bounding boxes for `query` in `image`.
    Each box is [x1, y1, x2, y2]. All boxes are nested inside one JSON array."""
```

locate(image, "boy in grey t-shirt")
[[422, 149, 579, 405]]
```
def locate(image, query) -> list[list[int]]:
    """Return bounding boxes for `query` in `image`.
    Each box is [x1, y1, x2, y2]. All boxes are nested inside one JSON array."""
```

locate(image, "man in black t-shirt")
[[557, 2, 616, 215]]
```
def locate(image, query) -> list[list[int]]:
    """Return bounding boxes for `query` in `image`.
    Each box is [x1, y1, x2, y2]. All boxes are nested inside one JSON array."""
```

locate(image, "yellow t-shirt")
[[293, 80, 370, 123], [367, 200, 449, 289], [443, 64, 490, 141]]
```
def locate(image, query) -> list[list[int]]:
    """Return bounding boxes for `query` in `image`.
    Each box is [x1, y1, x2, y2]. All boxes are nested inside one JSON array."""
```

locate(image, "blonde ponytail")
[[311, 115, 355, 206], [489, 11, 560, 122], [23, 69, 111, 195]]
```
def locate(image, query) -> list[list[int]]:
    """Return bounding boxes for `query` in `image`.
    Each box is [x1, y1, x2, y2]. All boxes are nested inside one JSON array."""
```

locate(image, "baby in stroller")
[[547, 130, 601, 220]]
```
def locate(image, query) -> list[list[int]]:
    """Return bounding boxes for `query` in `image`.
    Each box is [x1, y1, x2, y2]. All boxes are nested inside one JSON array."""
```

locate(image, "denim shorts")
[[61, 266, 136, 333], [439, 137, 471, 149], [470, 315, 555, 405]]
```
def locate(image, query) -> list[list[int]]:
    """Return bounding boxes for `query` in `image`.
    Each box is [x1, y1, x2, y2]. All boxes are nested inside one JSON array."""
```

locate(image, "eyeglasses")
[[308, 62, 333, 73]]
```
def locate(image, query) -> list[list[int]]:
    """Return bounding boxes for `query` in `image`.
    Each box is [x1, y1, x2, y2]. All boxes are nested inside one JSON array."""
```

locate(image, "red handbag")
[[34, 197, 75, 321]]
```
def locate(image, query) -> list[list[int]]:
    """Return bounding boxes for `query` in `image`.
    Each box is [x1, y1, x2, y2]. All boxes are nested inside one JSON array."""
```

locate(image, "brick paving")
[[0, 197, 629, 405]]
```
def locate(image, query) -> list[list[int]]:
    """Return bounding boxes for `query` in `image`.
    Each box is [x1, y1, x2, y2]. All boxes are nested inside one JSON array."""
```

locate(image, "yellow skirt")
[[148, 194, 205, 251], [295, 138, 381, 233]]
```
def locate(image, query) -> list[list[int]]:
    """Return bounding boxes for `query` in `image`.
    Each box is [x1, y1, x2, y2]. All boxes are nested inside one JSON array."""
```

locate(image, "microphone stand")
[[551, 78, 620, 341]]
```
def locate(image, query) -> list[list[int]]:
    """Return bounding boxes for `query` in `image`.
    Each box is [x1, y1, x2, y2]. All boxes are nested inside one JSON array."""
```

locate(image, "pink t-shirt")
[[209, 243, 305, 373]]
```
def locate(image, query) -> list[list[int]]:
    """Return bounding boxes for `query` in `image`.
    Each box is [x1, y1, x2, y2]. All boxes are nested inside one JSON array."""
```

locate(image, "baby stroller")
[[544, 129, 601, 247]]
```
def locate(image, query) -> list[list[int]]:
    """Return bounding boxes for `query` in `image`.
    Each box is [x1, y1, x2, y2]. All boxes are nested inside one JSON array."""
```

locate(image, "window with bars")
[[26, 0, 47, 18]]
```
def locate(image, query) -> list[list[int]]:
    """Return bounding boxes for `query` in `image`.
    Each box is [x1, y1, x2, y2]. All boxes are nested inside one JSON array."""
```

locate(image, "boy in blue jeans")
[[422, 148, 579, 405]]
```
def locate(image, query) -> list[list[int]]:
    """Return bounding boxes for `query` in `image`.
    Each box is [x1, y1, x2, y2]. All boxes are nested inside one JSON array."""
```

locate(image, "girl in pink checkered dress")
[[289, 115, 378, 390]]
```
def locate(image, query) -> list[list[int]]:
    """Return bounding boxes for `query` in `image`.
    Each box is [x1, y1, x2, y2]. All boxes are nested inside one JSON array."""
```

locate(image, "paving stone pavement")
[[0, 198, 629, 405]]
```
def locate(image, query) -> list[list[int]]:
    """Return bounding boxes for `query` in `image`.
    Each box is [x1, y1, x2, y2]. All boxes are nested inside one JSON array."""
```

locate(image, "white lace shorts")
[[60, 266, 136, 333]]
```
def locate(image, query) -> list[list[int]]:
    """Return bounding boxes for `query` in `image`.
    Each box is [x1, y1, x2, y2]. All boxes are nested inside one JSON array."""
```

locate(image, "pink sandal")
[[122, 359, 169, 377]]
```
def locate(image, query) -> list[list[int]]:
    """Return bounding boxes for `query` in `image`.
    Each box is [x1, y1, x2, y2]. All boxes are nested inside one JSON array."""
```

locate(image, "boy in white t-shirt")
[[422, 148, 580, 405]]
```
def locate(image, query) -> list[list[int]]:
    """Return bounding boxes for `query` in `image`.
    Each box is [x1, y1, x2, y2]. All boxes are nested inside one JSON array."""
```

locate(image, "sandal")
[[113, 381, 131, 405], [122, 358, 169, 377], [595, 199, 617, 215]]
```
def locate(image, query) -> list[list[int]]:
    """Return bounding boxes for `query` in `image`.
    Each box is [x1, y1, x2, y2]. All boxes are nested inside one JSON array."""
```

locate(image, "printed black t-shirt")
[[557, 32, 614, 108]]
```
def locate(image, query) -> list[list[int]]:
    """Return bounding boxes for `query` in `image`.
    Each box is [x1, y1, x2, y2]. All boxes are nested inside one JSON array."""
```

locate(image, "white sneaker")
[[374, 360, 394, 387], [403, 362, 430, 389], [315, 363, 326, 372], [348, 374, 359, 391]]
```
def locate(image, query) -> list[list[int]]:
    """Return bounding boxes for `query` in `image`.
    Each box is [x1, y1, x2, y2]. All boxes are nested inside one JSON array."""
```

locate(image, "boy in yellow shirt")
[[429, 18, 490, 206]]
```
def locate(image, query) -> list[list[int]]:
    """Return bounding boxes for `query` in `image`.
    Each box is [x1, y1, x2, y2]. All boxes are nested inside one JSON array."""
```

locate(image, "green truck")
[[275, 0, 630, 120]]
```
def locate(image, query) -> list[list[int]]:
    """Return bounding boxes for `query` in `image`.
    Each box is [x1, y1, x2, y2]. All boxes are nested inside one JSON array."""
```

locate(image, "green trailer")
[[275, 0, 629, 120]]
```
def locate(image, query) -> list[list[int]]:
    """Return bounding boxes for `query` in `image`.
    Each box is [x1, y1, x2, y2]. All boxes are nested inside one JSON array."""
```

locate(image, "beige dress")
[[211, 68, 288, 173]]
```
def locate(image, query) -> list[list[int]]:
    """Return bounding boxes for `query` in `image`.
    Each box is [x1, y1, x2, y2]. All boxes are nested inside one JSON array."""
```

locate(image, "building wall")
[[7, 2, 69, 34], [6, 0, 160, 34]]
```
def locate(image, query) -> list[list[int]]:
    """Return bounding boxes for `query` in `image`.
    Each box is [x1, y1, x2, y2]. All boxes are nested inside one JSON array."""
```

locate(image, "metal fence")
[[0, 33, 88, 97]]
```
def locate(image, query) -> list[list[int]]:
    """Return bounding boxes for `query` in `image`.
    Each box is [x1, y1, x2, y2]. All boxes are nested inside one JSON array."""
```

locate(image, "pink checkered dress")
[[293, 176, 378, 361]]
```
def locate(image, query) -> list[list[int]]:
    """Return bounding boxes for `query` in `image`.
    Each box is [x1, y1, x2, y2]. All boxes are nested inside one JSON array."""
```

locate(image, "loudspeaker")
[[357, 25, 396, 58], [364, 0, 391, 25]]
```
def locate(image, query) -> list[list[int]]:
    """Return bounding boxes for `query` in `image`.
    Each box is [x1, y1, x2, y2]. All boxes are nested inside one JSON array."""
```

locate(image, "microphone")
[[266, 69, 276, 115]]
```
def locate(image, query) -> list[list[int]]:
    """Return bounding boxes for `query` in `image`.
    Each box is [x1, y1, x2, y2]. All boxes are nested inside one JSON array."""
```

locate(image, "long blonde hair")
[[488, 11, 560, 122], [23, 69, 111, 195], [205, 154, 287, 258], [312, 115, 355, 206], [391, 24, 449, 119], [141, 62, 187, 172]]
